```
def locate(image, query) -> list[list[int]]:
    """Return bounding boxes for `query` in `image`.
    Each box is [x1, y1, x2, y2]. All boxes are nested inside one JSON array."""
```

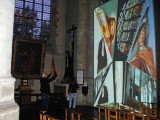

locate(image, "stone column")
[[0, 0, 19, 120], [76, 0, 88, 71], [75, 0, 100, 106], [54, 0, 66, 81], [76, 0, 88, 105], [85, 0, 100, 105]]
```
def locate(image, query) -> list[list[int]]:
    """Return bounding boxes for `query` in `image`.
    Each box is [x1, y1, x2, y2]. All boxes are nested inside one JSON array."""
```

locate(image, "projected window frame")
[[76, 69, 84, 85], [135, 68, 140, 86]]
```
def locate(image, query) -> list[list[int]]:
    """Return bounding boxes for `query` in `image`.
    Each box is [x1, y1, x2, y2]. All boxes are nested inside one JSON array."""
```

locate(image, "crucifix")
[[67, 24, 77, 57], [63, 24, 77, 82]]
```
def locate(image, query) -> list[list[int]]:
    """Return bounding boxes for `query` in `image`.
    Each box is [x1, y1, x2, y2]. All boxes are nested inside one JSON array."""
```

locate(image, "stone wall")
[[51, 0, 100, 106], [14, 0, 101, 107], [63, 0, 100, 106], [53, 0, 66, 80]]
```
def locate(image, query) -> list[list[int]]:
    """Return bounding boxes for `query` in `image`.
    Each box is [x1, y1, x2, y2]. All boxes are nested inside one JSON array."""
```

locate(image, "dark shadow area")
[[17, 94, 99, 120]]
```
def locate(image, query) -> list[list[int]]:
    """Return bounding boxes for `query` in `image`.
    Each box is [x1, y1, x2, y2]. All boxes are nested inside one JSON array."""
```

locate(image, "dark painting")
[[12, 39, 46, 79]]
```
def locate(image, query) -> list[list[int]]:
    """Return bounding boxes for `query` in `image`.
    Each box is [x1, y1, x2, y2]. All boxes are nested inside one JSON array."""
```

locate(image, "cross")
[[67, 24, 77, 40]]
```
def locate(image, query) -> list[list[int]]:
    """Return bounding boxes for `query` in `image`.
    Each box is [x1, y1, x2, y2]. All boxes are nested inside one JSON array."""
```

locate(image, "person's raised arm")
[[48, 71, 61, 82]]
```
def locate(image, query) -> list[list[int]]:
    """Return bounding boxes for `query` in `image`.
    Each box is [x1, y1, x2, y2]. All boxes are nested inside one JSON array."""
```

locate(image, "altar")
[[53, 83, 69, 98]]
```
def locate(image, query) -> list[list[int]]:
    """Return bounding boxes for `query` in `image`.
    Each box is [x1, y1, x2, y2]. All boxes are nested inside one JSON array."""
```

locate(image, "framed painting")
[[76, 69, 84, 85], [12, 39, 46, 79]]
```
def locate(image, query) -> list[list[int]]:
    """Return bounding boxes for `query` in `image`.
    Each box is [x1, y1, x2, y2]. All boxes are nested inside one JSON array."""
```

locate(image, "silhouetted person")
[[68, 78, 79, 109], [40, 71, 60, 112]]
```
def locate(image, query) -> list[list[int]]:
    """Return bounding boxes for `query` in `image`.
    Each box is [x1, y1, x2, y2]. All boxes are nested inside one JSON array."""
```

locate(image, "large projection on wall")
[[124, 63, 156, 106], [94, 0, 118, 78], [93, 0, 157, 107], [94, 64, 114, 106]]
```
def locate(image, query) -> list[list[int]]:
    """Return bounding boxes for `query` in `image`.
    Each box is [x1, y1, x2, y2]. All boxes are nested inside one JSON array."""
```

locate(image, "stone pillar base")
[[0, 103, 19, 120], [0, 76, 19, 120]]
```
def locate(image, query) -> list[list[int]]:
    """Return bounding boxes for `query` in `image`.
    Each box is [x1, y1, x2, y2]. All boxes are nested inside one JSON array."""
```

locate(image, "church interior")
[[0, 0, 160, 120]]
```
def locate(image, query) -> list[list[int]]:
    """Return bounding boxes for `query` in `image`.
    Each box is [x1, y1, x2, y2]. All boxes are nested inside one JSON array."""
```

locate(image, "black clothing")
[[40, 73, 57, 94], [63, 52, 74, 81], [82, 86, 88, 96], [98, 85, 108, 104], [69, 82, 79, 93], [97, 38, 108, 73]]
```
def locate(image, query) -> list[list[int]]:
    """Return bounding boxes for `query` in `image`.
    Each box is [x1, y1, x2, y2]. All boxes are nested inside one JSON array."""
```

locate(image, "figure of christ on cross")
[[67, 24, 77, 57], [64, 24, 77, 82]]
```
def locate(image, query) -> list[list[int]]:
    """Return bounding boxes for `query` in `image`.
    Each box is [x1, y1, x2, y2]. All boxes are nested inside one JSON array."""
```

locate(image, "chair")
[[65, 108, 82, 120], [123, 104, 132, 113], [40, 111, 59, 120], [65, 108, 74, 120], [97, 105, 108, 120], [71, 111, 82, 120], [47, 115, 59, 120], [141, 103, 159, 120], [147, 108, 157, 120], [40, 111, 47, 120], [118, 104, 132, 120], [108, 108, 118, 120], [119, 111, 131, 120], [150, 103, 157, 109], [131, 106, 146, 120]]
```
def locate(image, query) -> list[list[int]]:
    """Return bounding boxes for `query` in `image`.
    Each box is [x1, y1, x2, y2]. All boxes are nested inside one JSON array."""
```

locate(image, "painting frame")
[[12, 39, 46, 79], [76, 69, 84, 85]]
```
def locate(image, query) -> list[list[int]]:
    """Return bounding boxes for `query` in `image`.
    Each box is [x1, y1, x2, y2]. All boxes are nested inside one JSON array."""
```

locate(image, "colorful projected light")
[[94, 0, 156, 107]]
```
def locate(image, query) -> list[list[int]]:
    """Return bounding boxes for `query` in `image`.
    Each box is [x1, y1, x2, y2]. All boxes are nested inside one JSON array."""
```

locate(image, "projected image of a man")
[[129, 7, 156, 80], [97, 35, 108, 74], [95, 7, 116, 57], [98, 85, 108, 104]]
